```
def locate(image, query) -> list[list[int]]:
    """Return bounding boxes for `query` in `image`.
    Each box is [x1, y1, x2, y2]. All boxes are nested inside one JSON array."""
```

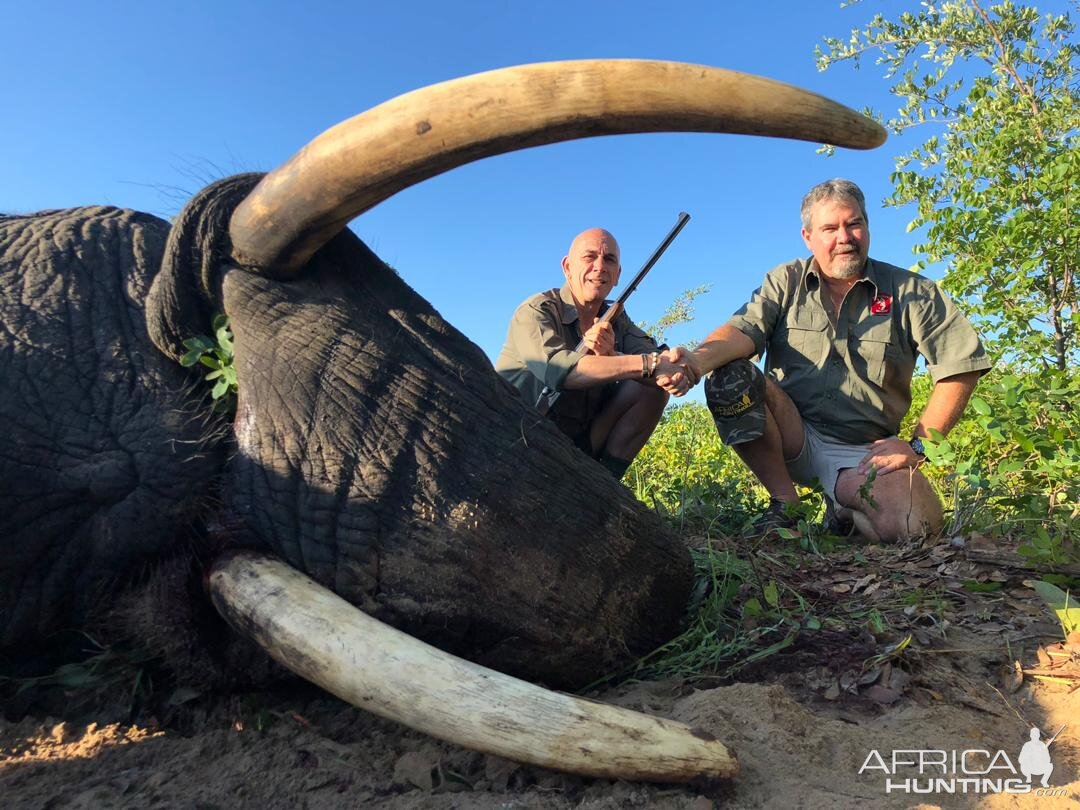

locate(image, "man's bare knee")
[[614, 381, 666, 419], [837, 468, 943, 542], [617, 385, 667, 433], [641, 384, 669, 413], [596, 383, 667, 462]]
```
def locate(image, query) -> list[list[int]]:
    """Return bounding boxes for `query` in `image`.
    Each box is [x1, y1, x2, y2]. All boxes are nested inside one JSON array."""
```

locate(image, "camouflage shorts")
[[704, 359, 766, 445]]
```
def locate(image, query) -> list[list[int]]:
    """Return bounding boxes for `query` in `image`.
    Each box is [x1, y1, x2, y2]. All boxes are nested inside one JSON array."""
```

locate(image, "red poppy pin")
[[870, 294, 892, 315]]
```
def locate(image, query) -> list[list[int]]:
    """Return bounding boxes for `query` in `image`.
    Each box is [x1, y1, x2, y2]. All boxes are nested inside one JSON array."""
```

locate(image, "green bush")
[[627, 403, 766, 537], [908, 367, 1080, 563], [632, 367, 1079, 565]]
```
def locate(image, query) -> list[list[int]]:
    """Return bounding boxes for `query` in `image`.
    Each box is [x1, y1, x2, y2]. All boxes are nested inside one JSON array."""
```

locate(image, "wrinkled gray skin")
[[0, 174, 692, 690]]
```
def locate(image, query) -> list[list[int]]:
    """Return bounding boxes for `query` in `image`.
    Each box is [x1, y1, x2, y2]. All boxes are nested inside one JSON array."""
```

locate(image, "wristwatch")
[[909, 437, 926, 457]]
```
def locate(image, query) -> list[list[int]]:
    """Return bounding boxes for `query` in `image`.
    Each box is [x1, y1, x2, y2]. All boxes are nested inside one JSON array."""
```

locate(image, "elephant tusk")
[[229, 59, 885, 278], [207, 550, 739, 783]]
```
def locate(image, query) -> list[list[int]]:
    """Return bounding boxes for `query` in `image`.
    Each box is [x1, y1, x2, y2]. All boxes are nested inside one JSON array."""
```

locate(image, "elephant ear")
[[147, 174, 264, 361]]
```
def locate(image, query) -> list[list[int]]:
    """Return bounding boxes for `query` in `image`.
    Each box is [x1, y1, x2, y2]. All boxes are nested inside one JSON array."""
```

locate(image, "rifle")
[[535, 211, 691, 416]]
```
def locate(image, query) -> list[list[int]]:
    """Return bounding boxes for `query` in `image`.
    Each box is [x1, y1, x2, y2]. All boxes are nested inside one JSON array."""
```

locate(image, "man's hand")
[[688, 325, 756, 379], [581, 320, 615, 356], [667, 346, 702, 388], [857, 436, 924, 477], [654, 347, 699, 397]]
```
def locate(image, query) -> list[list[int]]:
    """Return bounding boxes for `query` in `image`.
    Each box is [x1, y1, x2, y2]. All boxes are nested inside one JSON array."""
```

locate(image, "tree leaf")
[[1023, 579, 1080, 635], [763, 580, 780, 608]]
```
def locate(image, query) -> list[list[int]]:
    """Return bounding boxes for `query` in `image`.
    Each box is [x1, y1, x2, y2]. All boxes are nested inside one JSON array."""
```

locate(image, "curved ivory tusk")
[[207, 551, 738, 783], [230, 59, 885, 277]]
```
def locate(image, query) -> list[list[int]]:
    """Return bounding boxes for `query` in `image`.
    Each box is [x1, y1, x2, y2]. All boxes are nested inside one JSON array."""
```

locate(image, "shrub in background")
[[633, 365, 1078, 567], [627, 403, 765, 537], [908, 367, 1079, 564]]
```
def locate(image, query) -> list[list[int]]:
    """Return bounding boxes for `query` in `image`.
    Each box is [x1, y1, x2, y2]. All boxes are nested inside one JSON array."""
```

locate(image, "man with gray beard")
[[686, 179, 990, 542]]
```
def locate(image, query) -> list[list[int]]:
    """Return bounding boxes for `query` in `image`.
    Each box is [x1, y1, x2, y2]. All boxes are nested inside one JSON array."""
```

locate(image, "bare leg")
[[589, 381, 668, 463], [834, 464, 944, 542], [729, 377, 806, 504]]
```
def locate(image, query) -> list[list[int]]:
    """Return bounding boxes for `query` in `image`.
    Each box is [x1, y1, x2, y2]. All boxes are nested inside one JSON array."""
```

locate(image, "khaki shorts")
[[786, 422, 887, 503]]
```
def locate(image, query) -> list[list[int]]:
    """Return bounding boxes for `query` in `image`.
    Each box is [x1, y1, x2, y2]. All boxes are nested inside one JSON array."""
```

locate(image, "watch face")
[[910, 437, 926, 455]]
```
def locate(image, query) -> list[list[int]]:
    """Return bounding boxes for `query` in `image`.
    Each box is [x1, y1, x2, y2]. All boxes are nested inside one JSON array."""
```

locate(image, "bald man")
[[496, 228, 696, 479]]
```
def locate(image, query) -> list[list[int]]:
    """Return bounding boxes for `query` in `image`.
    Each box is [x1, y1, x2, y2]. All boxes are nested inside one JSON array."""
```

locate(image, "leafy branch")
[[818, 0, 1079, 371], [180, 314, 237, 412]]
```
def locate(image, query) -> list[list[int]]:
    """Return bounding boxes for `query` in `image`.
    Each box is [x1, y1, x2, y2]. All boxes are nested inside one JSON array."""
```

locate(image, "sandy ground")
[[2, 666, 1078, 809], [4, 534, 1080, 808]]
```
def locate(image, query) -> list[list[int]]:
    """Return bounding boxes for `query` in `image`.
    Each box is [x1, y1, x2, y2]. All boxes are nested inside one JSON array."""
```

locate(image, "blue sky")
[[4, 1, 1064, 401]]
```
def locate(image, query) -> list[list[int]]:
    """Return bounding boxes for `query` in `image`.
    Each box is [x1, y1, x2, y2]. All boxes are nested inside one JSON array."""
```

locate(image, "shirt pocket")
[[779, 309, 828, 370], [849, 318, 893, 386]]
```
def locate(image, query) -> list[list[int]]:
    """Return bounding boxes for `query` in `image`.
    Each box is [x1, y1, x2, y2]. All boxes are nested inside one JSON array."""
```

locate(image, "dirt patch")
[[3, 536, 1080, 808], [2, 679, 1077, 809]]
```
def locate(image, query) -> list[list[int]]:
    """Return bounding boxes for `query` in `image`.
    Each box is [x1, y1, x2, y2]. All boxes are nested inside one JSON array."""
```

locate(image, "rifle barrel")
[[613, 211, 691, 308], [1047, 724, 1067, 746]]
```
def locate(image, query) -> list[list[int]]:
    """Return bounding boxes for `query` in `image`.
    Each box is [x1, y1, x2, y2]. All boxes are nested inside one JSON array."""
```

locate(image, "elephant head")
[[0, 60, 883, 782]]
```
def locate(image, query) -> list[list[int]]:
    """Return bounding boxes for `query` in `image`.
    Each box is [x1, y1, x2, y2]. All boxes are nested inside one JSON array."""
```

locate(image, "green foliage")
[[818, 1, 1079, 371], [962, 579, 1004, 592], [629, 403, 840, 545], [0, 633, 156, 716], [593, 545, 803, 685], [614, 405, 832, 683], [904, 367, 1079, 561], [857, 466, 879, 510], [180, 314, 237, 411], [1025, 578, 1080, 636], [627, 403, 764, 536], [779, 498, 844, 555], [637, 284, 711, 347]]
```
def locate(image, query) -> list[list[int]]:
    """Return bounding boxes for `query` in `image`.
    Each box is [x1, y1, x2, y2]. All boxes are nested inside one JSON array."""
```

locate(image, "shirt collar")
[[803, 256, 881, 296], [557, 283, 612, 324], [863, 258, 885, 296], [557, 284, 579, 324]]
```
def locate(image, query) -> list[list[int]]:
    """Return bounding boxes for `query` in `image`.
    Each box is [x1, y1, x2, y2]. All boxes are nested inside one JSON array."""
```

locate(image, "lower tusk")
[[207, 550, 738, 783]]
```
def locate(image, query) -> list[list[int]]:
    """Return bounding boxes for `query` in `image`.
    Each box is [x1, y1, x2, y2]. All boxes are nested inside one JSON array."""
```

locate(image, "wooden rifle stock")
[[535, 212, 691, 416]]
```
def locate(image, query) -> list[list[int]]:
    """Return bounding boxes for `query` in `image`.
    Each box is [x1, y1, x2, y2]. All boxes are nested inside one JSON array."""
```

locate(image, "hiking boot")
[[746, 498, 801, 538], [823, 496, 856, 538]]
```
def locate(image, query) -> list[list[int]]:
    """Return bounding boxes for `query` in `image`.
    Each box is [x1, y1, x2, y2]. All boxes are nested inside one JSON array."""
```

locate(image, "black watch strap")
[[909, 437, 926, 456]]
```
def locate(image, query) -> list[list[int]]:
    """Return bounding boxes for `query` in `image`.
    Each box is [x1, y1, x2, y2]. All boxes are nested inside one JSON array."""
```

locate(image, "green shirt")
[[726, 257, 991, 443], [495, 284, 660, 408]]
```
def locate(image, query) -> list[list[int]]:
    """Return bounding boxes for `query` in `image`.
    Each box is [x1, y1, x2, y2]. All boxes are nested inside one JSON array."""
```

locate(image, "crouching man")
[[496, 227, 696, 480], [686, 180, 991, 541]]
